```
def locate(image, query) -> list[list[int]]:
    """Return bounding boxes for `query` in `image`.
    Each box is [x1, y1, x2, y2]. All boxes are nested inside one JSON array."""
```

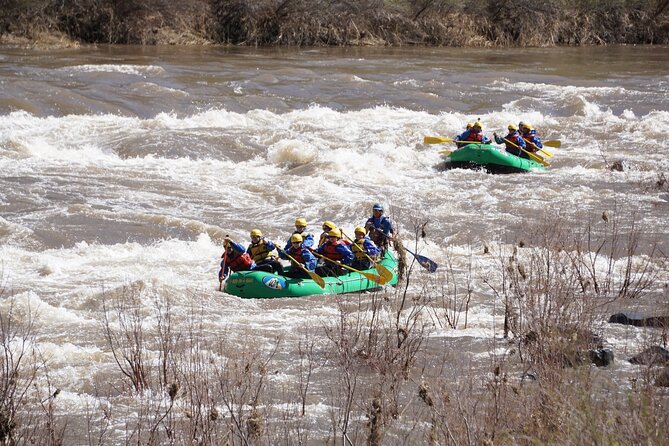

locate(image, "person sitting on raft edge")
[[279, 233, 318, 279], [247, 229, 283, 275], [454, 121, 491, 148], [494, 123, 527, 158], [364, 203, 395, 252]]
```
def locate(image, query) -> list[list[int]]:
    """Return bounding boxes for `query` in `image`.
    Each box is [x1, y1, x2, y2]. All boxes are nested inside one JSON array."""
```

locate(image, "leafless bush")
[[2, 0, 668, 45], [101, 283, 150, 393], [323, 261, 430, 444], [212, 337, 280, 445], [0, 295, 41, 444]]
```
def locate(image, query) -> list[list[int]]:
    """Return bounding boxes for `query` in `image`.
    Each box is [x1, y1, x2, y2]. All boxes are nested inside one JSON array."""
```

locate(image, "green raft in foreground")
[[223, 250, 398, 299], [446, 143, 546, 173]]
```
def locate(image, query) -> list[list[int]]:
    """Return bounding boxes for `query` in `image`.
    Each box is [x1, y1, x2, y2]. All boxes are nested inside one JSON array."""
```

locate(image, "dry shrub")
[[2, 0, 669, 45]]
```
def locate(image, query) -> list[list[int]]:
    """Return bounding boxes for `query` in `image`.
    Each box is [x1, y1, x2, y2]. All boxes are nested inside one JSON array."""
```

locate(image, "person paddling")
[[364, 203, 395, 252], [318, 221, 337, 248], [494, 124, 527, 158], [454, 121, 491, 148], [314, 229, 354, 277], [284, 217, 315, 251], [219, 236, 255, 283], [519, 122, 543, 153], [350, 227, 381, 270], [279, 233, 318, 279], [247, 229, 283, 274]]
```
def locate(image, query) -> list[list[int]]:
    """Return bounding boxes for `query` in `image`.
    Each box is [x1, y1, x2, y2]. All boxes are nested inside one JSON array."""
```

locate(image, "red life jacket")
[[288, 246, 306, 265], [225, 250, 253, 271], [321, 240, 346, 261], [464, 131, 483, 142], [504, 132, 522, 150]]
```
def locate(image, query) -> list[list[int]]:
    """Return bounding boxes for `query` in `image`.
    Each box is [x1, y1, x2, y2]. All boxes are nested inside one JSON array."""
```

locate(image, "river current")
[[1, 44, 668, 443]]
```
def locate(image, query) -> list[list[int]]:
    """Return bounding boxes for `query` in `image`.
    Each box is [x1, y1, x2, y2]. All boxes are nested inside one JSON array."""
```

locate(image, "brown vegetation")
[[0, 0, 668, 47], [1, 211, 668, 444]]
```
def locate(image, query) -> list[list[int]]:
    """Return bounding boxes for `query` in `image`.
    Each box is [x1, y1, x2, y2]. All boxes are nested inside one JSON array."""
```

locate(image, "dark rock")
[[608, 313, 669, 328], [609, 160, 625, 171], [629, 346, 669, 366], [521, 372, 537, 381], [590, 348, 614, 367]]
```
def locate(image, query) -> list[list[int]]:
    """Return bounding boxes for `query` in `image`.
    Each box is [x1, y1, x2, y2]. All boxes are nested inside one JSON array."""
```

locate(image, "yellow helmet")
[[322, 221, 336, 230], [327, 228, 341, 238], [508, 124, 518, 130], [290, 233, 303, 243], [295, 217, 307, 227], [466, 122, 473, 129], [473, 121, 483, 129], [354, 226, 366, 235], [521, 122, 533, 130], [250, 229, 262, 238]]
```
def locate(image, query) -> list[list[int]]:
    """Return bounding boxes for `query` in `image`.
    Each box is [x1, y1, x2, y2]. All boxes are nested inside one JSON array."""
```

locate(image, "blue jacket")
[[365, 215, 394, 237], [455, 129, 491, 147], [353, 236, 381, 258], [283, 230, 315, 251], [522, 130, 543, 149], [351, 236, 381, 269], [315, 241, 354, 265], [279, 245, 317, 271]]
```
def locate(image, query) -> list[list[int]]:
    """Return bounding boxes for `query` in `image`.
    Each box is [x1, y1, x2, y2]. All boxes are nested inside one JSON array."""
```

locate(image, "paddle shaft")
[[276, 244, 325, 288], [375, 231, 438, 273], [219, 251, 227, 291], [503, 137, 549, 166], [522, 137, 554, 157], [341, 230, 393, 284], [312, 251, 383, 284], [425, 135, 560, 148]]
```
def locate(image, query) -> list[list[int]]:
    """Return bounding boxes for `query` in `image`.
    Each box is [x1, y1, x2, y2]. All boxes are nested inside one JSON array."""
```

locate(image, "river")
[[1, 44, 668, 444]]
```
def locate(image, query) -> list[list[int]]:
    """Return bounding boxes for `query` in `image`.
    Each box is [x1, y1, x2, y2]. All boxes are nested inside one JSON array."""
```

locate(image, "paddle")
[[424, 136, 487, 145], [404, 248, 438, 273], [522, 137, 555, 158], [275, 245, 326, 289], [341, 230, 394, 284], [503, 138, 550, 167], [541, 140, 561, 148], [312, 251, 386, 285], [425, 135, 561, 149], [375, 230, 438, 273], [218, 251, 227, 291], [424, 136, 456, 144], [274, 243, 325, 289]]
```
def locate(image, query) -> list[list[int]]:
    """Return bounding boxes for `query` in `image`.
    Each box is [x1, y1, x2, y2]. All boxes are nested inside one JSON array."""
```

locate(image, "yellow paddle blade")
[[374, 263, 394, 284], [308, 270, 326, 289], [424, 136, 453, 144], [361, 271, 384, 284], [529, 151, 550, 167], [538, 148, 554, 158], [544, 140, 561, 148]]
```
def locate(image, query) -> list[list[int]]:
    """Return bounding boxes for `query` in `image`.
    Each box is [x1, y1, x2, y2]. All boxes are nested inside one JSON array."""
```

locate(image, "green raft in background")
[[223, 250, 399, 299], [446, 143, 546, 173]]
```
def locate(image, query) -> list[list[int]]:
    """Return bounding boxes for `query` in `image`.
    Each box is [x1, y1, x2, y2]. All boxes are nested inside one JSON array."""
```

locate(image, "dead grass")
[[1, 209, 668, 444], [1, 0, 667, 46]]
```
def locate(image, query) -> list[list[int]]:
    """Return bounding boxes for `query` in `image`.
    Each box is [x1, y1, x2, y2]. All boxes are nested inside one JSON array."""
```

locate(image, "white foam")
[[61, 64, 166, 77]]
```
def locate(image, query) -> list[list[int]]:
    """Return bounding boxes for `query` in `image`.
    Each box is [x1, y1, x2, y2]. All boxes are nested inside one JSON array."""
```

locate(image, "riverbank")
[[1, 0, 668, 47]]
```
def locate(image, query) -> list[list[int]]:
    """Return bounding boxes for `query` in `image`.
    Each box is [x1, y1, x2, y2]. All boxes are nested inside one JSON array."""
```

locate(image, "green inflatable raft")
[[446, 143, 546, 173], [223, 250, 399, 299]]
